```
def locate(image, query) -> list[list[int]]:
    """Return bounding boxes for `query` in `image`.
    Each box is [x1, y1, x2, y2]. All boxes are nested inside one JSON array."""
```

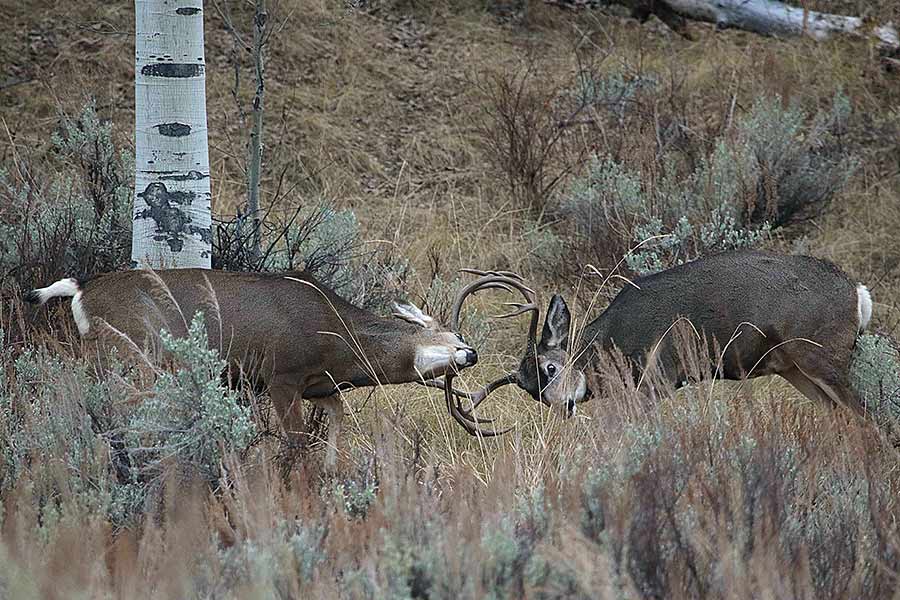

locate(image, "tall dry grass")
[[2, 304, 900, 598]]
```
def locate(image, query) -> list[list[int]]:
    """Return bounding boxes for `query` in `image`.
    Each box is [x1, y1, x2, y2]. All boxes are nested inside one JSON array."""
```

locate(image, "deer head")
[[440, 270, 586, 421], [514, 294, 587, 415]]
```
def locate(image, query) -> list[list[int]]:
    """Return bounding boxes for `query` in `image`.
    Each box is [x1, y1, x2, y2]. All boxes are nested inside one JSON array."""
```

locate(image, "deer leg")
[[269, 378, 306, 448], [780, 367, 832, 406], [313, 395, 343, 472], [801, 371, 866, 418], [784, 364, 867, 418]]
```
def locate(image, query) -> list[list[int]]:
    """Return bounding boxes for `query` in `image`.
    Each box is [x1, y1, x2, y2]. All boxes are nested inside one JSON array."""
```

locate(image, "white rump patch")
[[71, 290, 90, 335], [856, 284, 872, 334], [28, 278, 90, 335], [391, 302, 435, 329], [32, 278, 80, 304]]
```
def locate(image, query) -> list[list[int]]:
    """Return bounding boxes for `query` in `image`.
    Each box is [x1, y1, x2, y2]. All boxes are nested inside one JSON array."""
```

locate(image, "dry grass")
[[2, 323, 899, 598], [2, 0, 900, 596]]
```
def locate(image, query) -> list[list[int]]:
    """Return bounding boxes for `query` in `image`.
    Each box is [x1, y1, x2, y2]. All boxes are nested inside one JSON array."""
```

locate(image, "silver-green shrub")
[[560, 87, 856, 276], [210, 518, 326, 595], [0, 100, 133, 288], [738, 93, 857, 227], [573, 70, 656, 121], [213, 201, 413, 313], [262, 203, 362, 289], [626, 205, 771, 276], [127, 312, 256, 485], [0, 337, 144, 525], [850, 333, 900, 427]]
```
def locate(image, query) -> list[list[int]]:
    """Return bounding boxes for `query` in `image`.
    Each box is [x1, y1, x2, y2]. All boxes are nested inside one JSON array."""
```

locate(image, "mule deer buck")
[[25, 269, 503, 468], [444, 251, 874, 419]]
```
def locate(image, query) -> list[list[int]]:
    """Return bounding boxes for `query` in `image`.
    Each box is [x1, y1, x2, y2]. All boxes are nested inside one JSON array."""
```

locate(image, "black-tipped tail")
[[22, 278, 82, 306]]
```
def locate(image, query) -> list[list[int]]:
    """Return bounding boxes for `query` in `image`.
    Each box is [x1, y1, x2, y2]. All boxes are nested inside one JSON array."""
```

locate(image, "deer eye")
[[546, 364, 557, 377]]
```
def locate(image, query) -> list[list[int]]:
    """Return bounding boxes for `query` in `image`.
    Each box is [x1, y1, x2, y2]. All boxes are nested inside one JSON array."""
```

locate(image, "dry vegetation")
[[1, 0, 900, 597]]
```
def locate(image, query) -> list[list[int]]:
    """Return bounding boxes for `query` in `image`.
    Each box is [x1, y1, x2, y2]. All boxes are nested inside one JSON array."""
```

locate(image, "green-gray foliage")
[[560, 87, 856, 275], [212, 519, 327, 594], [262, 204, 362, 290], [738, 93, 857, 227], [127, 312, 255, 485], [335, 468, 378, 519], [850, 333, 900, 427], [50, 100, 134, 220], [574, 70, 656, 120], [2, 311, 260, 527], [215, 201, 413, 313], [562, 154, 646, 239], [0, 341, 144, 525], [626, 206, 770, 276], [0, 100, 133, 288], [521, 222, 566, 277]]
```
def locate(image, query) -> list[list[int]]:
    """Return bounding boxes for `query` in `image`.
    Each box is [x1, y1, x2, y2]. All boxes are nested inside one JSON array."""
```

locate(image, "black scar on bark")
[[155, 122, 191, 137], [135, 182, 208, 253], [148, 170, 209, 181], [140, 63, 204, 78], [189, 225, 212, 244], [176, 7, 201, 15]]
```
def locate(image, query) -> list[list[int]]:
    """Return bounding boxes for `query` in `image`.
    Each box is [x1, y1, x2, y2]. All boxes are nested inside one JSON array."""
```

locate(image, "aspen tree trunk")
[[132, 0, 212, 269]]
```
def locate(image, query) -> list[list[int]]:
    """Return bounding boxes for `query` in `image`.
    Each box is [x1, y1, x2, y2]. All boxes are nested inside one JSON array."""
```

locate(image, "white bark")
[[662, 0, 898, 47], [133, 0, 212, 269]]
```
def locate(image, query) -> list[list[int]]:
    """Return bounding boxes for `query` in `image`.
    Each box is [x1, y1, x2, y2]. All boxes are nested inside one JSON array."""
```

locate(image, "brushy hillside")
[[1, 0, 900, 597]]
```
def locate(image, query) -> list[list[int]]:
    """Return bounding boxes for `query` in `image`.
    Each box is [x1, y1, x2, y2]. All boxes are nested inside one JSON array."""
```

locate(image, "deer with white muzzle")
[[25, 268, 502, 469]]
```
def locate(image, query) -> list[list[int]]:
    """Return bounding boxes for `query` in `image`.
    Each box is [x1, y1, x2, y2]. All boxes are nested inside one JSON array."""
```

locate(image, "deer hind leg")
[[780, 366, 833, 406], [782, 364, 865, 417]]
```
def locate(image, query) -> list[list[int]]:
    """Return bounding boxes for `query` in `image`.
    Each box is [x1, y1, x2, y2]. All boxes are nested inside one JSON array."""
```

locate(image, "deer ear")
[[540, 294, 570, 350], [391, 301, 436, 329]]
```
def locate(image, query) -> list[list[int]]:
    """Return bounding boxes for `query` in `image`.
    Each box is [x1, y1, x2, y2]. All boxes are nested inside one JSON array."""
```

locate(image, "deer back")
[[77, 269, 431, 389], [581, 251, 861, 381]]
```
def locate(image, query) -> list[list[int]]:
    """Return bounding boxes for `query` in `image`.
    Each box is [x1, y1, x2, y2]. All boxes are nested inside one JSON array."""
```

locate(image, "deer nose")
[[453, 347, 478, 368], [462, 348, 478, 367]]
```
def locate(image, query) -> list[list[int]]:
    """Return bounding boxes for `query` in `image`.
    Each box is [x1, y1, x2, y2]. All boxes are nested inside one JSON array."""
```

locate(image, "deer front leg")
[[269, 376, 306, 449], [313, 395, 343, 472]]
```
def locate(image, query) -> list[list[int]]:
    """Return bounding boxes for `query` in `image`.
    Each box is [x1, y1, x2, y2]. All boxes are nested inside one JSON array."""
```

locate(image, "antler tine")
[[493, 301, 539, 320], [459, 268, 527, 282], [439, 267, 534, 436], [421, 371, 519, 424], [444, 369, 513, 437], [471, 282, 516, 294], [458, 371, 518, 414], [450, 270, 538, 332], [419, 378, 496, 423]]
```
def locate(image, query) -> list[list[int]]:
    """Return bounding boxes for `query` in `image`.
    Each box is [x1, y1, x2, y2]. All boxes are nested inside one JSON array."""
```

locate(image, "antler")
[[423, 372, 518, 422], [451, 269, 539, 344], [427, 268, 540, 436], [443, 367, 514, 437]]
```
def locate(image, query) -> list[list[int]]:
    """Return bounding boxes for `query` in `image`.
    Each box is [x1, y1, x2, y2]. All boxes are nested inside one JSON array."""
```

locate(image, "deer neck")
[[576, 312, 611, 369], [324, 313, 422, 388]]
